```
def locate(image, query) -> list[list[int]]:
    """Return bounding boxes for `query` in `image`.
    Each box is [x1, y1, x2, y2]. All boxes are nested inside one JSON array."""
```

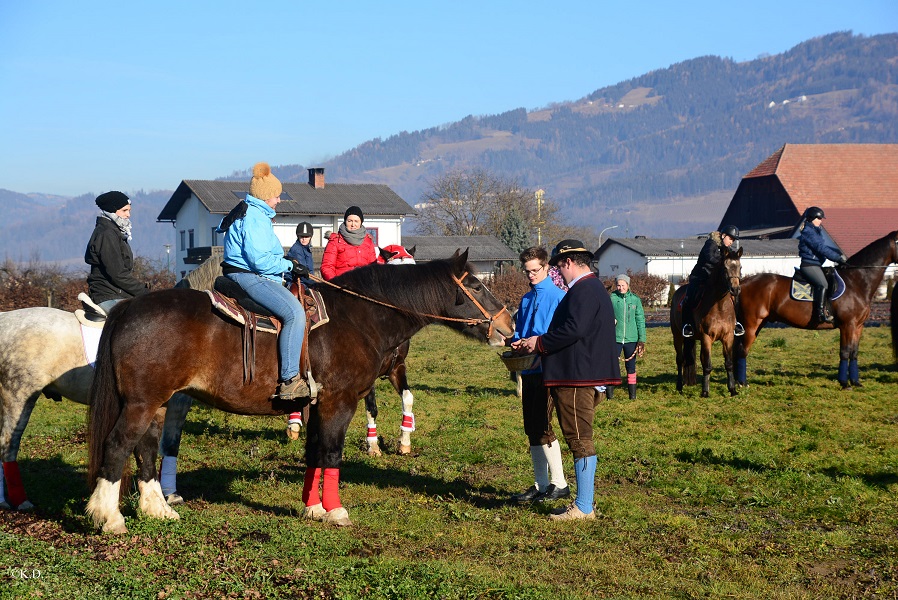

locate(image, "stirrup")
[[682, 324, 694, 338], [278, 377, 310, 400], [734, 322, 745, 337]]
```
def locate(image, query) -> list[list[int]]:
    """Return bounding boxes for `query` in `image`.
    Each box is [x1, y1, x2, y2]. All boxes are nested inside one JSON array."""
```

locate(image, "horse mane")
[[847, 230, 898, 266], [178, 257, 223, 290], [326, 259, 460, 326]]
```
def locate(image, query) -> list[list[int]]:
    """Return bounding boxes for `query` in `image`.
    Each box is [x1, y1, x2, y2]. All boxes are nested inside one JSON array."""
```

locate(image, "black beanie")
[[344, 205, 364, 223], [96, 191, 130, 213]]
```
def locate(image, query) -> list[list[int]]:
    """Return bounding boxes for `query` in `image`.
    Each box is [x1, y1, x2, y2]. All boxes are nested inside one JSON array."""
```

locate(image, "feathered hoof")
[[165, 493, 185, 506], [102, 514, 128, 535], [302, 503, 326, 520], [286, 423, 302, 441], [398, 444, 412, 455], [322, 507, 352, 527]]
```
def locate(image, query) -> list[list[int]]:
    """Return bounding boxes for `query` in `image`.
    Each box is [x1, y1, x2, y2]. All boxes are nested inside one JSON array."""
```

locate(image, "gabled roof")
[[157, 179, 415, 222], [598, 237, 799, 258], [401, 235, 518, 263], [742, 143, 898, 255]]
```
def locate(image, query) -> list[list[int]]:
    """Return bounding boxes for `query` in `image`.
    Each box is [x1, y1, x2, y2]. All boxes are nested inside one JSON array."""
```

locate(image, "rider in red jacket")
[[321, 206, 377, 280]]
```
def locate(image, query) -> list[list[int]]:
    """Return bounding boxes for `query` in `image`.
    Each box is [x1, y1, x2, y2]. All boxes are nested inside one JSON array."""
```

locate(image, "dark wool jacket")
[[536, 273, 622, 387], [798, 222, 843, 266], [688, 231, 724, 284], [84, 217, 149, 304]]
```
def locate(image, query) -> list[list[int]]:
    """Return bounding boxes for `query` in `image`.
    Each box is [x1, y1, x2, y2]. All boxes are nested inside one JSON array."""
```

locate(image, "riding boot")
[[813, 286, 832, 323], [605, 385, 614, 400], [628, 383, 637, 400]]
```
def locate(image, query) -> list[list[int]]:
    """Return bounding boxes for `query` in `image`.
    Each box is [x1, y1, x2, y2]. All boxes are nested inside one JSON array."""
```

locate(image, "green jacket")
[[611, 290, 646, 343]]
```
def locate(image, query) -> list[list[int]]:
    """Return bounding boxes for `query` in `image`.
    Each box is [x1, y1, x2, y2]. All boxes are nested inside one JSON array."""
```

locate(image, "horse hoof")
[[102, 515, 128, 535], [839, 381, 852, 391], [701, 392, 709, 398], [302, 503, 326, 520], [165, 493, 185, 506], [367, 446, 382, 457], [286, 423, 301, 441], [322, 507, 352, 527], [398, 444, 412, 455], [0, 501, 10, 510], [16, 500, 34, 511]]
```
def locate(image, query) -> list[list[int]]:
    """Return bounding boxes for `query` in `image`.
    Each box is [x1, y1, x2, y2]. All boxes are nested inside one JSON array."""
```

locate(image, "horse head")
[[722, 246, 743, 298], [446, 249, 515, 346]]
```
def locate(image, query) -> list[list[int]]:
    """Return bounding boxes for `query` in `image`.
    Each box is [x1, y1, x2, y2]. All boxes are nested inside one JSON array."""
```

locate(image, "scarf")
[[100, 211, 133, 242], [338, 223, 367, 246]]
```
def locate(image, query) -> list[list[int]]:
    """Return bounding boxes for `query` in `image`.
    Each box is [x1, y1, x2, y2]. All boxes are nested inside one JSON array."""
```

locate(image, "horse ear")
[[450, 249, 469, 274], [379, 247, 398, 262], [407, 245, 416, 257], [736, 246, 744, 258]]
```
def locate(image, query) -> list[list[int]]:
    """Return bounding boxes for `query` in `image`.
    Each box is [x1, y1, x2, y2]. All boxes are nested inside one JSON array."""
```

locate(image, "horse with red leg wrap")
[[86, 250, 513, 532]]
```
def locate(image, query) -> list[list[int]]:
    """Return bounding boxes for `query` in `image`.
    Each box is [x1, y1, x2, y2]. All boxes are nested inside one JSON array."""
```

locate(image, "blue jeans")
[[226, 272, 305, 382]]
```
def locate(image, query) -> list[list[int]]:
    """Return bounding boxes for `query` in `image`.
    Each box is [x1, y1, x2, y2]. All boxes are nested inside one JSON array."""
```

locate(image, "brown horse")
[[735, 230, 898, 389], [85, 251, 514, 533], [670, 246, 744, 397]]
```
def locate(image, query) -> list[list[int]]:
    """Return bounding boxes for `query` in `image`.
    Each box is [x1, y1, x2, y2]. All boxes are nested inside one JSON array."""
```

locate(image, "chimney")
[[308, 168, 325, 189]]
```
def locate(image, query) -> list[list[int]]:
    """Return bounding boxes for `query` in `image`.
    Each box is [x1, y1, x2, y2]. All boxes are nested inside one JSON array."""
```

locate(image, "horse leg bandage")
[[159, 456, 177, 497], [366, 426, 378, 444], [2, 461, 27, 508], [322, 468, 341, 511], [302, 467, 322, 506], [400, 411, 415, 432]]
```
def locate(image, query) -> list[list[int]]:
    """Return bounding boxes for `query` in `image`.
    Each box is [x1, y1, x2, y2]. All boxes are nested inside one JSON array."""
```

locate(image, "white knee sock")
[[544, 442, 568, 488], [529, 446, 550, 491]]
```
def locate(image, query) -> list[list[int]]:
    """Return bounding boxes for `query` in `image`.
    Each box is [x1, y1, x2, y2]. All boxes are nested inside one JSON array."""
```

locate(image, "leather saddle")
[[207, 276, 329, 394], [790, 267, 846, 302]]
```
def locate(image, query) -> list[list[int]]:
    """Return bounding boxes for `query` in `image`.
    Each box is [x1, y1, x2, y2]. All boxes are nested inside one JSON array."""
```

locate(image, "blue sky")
[[1, 1, 895, 197]]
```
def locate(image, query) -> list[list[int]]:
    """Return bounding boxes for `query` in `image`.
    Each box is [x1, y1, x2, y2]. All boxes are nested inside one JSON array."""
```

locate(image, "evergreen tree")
[[499, 206, 530, 255]]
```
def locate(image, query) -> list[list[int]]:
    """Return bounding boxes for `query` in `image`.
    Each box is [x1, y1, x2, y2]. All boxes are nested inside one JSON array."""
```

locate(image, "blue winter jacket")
[[285, 240, 315, 287], [798, 222, 843, 266], [512, 276, 565, 374], [222, 195, 292, 282]]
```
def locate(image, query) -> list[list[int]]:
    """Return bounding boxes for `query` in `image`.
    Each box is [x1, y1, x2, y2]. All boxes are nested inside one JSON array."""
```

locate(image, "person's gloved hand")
[[636, 341, 646, 357], [839, 254, 849, 266], [289, 258, 309, 278]]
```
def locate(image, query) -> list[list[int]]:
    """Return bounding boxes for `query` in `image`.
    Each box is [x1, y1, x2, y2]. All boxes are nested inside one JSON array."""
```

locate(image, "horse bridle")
[[309, 271, 508, 336]]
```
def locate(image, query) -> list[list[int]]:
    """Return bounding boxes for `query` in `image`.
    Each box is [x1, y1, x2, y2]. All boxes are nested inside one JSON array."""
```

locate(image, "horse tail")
[[683, 337, 697, 385], [87, 305, 129, 494], [891, 293, 898, 364]]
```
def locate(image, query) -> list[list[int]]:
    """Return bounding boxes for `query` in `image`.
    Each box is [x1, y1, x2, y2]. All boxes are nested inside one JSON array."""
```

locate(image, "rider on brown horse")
[[682, 225, 745, 338], [796, 206, 849, 323]]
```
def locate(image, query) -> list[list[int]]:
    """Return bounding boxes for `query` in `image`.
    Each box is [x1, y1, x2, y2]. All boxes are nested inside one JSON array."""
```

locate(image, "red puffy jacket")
[[320, 232, 377, 280]]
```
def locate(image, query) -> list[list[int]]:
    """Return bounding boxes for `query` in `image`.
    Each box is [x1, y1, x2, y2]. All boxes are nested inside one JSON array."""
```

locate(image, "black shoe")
[[734, 322, 745, 337], [509, 485, 542, 503], [682, 324, 694, 338], [536, 484, 571, 503]]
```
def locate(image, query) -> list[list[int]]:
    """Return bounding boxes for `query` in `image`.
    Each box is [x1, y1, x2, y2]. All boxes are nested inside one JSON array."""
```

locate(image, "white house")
[[157, 168, 415, 277], [595, 236, 802, 284], [401, 235, 518, 279]]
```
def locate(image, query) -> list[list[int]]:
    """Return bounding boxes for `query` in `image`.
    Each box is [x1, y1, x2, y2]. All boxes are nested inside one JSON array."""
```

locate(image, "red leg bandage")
[[400, 412, 415, 432], [2, 461, 27, 508], [302, 467, 322, 506], [322, 468, 341, 511], [366, 426, 377, 442]]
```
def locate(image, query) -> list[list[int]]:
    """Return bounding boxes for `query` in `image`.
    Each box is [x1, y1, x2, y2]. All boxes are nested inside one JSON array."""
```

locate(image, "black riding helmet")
[[296, 221, 313, 238], [719, 225, 739, 240], [804, 206, 825, 220]]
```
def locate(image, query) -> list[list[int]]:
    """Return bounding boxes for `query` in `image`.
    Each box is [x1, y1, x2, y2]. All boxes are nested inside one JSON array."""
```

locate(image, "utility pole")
[[535, 189, 544, 246]]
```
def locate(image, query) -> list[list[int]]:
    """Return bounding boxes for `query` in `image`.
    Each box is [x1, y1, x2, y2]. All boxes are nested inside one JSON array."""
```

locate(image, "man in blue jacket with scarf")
[[513, 240, 621, 521]]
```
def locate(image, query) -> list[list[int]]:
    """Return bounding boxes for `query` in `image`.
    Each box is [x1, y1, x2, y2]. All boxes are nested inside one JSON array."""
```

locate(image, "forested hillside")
[[277, 31, 898, 237]]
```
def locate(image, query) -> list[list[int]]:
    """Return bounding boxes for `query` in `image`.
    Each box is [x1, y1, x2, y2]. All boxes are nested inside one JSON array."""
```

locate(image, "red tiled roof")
[[745, 143, 898, 255], [820, 208, 898, 257]]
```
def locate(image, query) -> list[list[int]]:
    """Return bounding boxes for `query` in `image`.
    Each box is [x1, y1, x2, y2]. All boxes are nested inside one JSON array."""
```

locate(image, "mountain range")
[[2, 31, 896, 267]]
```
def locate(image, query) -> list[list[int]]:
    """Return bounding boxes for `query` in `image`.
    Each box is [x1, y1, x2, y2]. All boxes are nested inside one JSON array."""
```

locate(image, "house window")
[[367, 227, 378, 247], [211, 227, 219, 246], [179, 230, 186, 251], [188, 229, 195, 249]]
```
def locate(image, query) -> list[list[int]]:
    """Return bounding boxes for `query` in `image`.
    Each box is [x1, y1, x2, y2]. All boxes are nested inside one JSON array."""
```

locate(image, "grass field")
[[1, 323, 897, 599]]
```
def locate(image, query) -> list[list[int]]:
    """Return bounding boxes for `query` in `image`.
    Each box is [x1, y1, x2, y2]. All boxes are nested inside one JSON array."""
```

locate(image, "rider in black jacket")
[[681, 225, 744, 338]]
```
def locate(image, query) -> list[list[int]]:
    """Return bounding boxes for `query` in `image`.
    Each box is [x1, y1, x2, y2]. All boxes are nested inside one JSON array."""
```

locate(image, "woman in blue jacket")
[[220, 162, 309, 399], [797, 206, 848, 323]]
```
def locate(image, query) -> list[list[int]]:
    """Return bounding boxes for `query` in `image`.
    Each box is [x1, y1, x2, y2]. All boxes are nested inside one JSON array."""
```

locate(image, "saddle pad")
[[81, 322, 103, 367], [790, 270, 846, 302], [205, 290, 279, 334]]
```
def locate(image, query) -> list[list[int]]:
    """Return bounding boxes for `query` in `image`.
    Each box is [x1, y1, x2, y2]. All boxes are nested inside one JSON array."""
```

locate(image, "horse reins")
[[308, 272, 508, 337]]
